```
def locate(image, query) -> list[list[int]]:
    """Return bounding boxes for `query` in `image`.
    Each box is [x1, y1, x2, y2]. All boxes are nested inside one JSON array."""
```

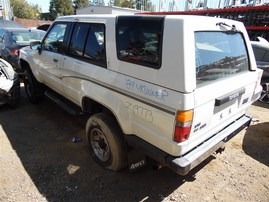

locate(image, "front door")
[[37, 22, 72, 93]]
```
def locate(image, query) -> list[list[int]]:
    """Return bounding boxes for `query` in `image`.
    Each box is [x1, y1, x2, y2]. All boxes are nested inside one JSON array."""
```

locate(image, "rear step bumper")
[[167, 114, 252, 175], [125, 114, 252, 175]]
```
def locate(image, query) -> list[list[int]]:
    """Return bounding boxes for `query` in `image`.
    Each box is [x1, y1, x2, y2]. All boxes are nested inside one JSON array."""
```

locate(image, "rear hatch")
[[186, 30, 259, 153]]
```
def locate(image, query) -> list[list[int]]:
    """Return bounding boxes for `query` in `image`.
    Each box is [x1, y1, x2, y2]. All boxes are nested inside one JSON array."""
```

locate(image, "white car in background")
[[0, 59, 20, 107], [251, 37, 269, 103]]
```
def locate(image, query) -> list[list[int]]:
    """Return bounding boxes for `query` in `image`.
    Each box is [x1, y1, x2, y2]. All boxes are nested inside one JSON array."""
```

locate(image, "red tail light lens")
[[173, 110, 193, 143], [174, 124, 192, 142], [11, 49, 19, 56]]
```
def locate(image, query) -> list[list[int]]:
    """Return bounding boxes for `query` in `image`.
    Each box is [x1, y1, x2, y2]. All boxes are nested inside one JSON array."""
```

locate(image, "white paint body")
[[20, 14, 262, 158]]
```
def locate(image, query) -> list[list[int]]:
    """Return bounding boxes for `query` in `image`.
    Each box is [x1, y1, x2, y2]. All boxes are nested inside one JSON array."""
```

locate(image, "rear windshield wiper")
[[216, 22, 237, 32]]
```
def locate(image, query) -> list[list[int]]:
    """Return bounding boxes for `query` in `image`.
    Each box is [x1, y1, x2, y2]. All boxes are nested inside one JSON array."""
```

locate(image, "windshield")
[[195, 31, 249, 86]]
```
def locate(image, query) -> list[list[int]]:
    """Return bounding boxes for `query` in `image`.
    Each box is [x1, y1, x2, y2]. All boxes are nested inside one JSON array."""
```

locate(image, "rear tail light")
[[173, 110, 193, 143], [11, 49, 19, 56]]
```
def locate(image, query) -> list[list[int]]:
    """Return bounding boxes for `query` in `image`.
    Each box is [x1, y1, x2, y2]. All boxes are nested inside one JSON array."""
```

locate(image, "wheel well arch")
[[20, 59, 31, 72], [82, 96, 124, 132]]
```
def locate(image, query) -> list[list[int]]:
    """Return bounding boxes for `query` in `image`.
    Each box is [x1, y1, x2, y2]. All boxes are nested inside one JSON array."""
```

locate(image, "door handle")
[[53, 58, 58, 62]]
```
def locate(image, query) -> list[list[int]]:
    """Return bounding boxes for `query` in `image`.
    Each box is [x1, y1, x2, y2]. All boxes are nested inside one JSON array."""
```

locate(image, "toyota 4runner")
[[19, 14, 262, 175]]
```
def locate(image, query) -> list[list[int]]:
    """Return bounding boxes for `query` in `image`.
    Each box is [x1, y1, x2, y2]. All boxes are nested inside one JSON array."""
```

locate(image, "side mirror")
[[30, 41, 42, 54]]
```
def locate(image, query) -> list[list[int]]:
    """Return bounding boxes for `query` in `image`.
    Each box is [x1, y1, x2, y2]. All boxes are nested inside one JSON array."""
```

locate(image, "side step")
[[45, 90, 85, 116]]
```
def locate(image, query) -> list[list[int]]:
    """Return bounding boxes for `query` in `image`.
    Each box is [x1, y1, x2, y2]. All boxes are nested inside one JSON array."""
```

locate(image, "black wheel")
[[258, 83, 269, 104], [86, 113, 127, 171], [23, 69, 42, 103]]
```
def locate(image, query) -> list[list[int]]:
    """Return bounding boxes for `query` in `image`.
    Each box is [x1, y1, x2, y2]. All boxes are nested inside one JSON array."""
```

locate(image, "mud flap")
[[127, 149, 147, 172]]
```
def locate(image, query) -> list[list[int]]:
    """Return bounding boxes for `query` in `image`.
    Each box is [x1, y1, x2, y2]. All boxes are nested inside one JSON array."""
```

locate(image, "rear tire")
[[23, 69, 42, 103], [86, 113, 127, 171]]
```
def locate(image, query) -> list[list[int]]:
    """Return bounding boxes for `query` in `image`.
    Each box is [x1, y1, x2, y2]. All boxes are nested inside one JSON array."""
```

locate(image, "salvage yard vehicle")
[[19, 14, 262, 175], [251, 37, 269, 103], [0, 27, 46, 74], [0, 58, 20, 107]]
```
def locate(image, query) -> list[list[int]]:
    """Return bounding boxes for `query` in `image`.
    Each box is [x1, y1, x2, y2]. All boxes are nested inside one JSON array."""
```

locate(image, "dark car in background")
[[251, 37, 269, 103], [0, 28, 46, 74], [37, 24, 51, 31]]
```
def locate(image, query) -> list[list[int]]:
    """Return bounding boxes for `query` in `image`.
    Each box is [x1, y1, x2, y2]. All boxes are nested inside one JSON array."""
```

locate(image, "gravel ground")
[[0, 88, 268, 202]]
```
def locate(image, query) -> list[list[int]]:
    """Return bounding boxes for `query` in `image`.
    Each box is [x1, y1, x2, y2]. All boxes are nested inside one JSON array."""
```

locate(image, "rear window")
[[11, 30, 45, 46], [195, 31, 249, 86]]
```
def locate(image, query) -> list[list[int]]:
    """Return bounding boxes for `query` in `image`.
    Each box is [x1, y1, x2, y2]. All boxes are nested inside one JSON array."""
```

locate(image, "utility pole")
[[0, 0, 13, 20], [218, 0, 222, 8]]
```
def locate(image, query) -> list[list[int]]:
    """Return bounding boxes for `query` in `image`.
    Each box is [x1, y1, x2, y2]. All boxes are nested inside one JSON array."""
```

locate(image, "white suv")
[[20, 14, 262, 175]]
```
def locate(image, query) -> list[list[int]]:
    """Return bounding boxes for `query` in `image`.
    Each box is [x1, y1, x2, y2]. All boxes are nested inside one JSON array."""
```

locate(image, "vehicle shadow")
[[252, 100, 269, 109], [242, 121, 269, 168], [0, 87, 214, 202]]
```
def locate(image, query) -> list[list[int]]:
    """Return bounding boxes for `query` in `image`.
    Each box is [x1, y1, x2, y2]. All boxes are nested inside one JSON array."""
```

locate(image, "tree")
[[136, 0, 154, 11], [73, 0, 89, 9], [113, 0, 122, 6], [10, 0, 41, 19], [121, 0, 136, 8], [49, 0, 74, 20], [92, 0, 105, 5]]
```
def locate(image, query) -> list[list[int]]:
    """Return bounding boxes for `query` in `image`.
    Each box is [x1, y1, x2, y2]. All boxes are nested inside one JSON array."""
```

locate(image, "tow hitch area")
[[128, 149, 147, 172], [215, 144, 226, 154]]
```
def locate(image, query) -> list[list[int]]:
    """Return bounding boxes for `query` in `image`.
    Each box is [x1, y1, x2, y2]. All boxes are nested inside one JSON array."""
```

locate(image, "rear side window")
[[116, 16, 164, 69], [84, 25, 105, 62], [70, 23, 89, 56], [195, 31, 249, 86], [68, 23, 106, 67]]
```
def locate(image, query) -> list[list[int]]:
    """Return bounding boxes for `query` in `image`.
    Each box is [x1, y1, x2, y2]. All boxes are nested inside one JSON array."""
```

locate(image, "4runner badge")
[[129, 160, 146, 171]]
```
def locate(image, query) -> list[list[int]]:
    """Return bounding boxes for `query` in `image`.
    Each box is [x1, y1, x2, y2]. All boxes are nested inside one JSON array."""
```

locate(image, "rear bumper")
[[125, 114, 252, 175]]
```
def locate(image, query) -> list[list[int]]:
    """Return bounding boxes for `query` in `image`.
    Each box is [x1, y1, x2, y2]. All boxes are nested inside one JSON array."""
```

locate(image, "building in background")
[[0, 0, 13, 20], [76, 5, 140, 15], [155, 0, 269, 12], [141, 2, 269, 41]]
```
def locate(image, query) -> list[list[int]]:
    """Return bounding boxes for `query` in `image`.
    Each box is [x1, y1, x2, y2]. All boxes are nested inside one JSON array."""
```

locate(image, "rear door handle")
[[53, 58, 58, 62], [215, 88, 245, 106]]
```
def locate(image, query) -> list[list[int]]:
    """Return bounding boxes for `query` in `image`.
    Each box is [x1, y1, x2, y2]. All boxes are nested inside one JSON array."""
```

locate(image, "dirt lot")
[[0, 87, 269, 202]]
